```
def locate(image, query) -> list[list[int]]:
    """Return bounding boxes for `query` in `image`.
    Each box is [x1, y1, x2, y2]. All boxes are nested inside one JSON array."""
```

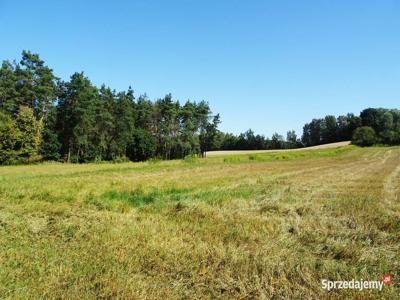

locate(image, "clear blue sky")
[[1, 0, 399, 137]]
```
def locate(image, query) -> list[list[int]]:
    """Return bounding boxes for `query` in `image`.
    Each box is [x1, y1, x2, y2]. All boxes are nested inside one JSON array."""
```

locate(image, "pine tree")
[[57, 73, 98, 162]]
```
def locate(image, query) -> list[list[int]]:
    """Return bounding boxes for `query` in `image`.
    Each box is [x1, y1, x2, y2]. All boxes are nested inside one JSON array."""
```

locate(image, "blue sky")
[[1, 0, 399, 137]]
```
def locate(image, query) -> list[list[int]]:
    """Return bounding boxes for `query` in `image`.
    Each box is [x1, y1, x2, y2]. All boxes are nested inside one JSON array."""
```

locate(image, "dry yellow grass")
[[206, 141, 351, 156], [0, 145, 399, 299]]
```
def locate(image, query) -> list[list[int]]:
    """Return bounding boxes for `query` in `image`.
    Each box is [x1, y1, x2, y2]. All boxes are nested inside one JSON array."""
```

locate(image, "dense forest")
[[216, 130, 301, 150], [0, 51, 399, 165], [0, 51, 221, 164], [301, 109, 400, 147]]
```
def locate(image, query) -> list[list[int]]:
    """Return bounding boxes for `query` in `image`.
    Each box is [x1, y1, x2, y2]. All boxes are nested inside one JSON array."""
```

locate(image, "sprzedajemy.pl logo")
[[321, 274, 399, 292]]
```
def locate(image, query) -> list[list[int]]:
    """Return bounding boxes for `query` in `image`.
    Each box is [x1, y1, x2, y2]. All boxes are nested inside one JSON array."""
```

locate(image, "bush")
[[379, 130, 400, 145], [352, 126, 376, 147]]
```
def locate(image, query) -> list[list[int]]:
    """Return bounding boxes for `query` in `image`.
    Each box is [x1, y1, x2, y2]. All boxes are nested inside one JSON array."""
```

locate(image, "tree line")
[[216, 130, 301, 150], [301, 109, 400, 147], [0, 51, 220, 164], [1, 51, 399, 165], [213, 108, 400, 151]]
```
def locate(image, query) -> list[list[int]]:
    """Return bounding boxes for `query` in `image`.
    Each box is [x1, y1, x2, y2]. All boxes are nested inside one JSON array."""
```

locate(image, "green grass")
[[221, 146, 354, 163], [0, 145, 399, 299]]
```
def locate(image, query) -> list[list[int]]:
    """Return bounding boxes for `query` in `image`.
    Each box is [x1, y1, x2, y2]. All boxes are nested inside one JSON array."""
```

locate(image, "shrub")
[[379, 130, 400, 145], [352, 126, 376, 147]]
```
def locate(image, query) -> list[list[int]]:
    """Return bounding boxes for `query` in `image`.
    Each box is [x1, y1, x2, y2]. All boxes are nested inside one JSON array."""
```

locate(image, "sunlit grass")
[[0, 145, 399, 298]]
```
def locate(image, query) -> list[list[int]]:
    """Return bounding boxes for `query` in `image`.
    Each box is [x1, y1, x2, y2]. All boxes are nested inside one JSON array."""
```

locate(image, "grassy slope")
[[0, 146, 399, 299], [206, 141, 351, 156]]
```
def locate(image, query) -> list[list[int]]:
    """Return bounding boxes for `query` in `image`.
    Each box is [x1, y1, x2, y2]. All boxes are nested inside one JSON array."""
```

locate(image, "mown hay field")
[[0, 145, 399, 299]]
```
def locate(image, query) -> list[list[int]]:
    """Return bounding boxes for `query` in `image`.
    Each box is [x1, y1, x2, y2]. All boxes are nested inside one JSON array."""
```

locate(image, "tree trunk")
[[67, 147, 71, 163]]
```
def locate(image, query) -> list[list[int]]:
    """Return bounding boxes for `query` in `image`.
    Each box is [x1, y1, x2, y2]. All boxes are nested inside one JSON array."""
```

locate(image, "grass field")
[[0, 145, 399, 299], [206, 141, 351, 156]]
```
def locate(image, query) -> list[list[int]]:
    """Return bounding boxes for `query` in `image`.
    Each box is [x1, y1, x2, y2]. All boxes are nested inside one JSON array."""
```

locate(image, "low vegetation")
[[0, 145, 399, 298]]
